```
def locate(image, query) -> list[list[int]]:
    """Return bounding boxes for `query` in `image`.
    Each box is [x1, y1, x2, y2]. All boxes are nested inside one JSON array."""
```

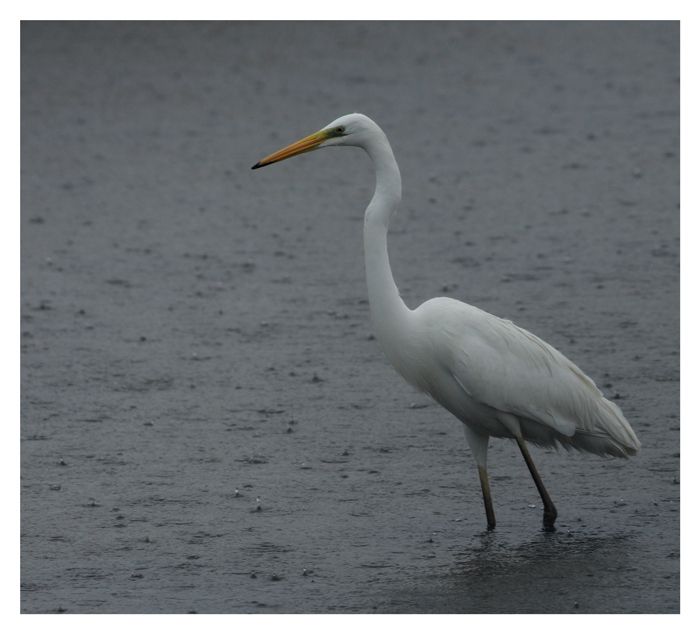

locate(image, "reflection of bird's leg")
[[516, 437, 557, 530], [477, 465, 496, 530]]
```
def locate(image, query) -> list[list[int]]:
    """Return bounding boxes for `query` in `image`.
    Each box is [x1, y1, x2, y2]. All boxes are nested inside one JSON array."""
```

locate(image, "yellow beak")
[[252, 129, 331, 169]]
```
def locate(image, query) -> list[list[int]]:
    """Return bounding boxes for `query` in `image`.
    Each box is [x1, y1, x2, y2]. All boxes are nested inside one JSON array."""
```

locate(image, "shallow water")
[[21, 21, 679, 613]]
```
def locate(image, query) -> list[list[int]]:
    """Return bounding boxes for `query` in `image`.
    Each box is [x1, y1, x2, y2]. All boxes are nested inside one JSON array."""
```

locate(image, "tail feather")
[[599, 398, 641, 453], [519, 396, 641, 458], [562, 429, 637, 458], [567, 397, 641, 457]]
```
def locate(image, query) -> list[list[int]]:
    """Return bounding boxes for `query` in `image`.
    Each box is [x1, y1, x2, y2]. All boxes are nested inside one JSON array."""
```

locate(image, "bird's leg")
[[515, 437, 558, 531], [477, 465, 496, 531], [464, 427, 495, 531]]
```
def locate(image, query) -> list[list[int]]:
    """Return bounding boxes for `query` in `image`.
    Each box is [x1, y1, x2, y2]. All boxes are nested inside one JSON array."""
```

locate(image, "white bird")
[[252, 113, 640, 531]]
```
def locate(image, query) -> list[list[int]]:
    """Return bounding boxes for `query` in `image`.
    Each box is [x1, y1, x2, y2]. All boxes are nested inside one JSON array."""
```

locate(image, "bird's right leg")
[[464, 426, 495, 530], [515, 437, 558, 531]]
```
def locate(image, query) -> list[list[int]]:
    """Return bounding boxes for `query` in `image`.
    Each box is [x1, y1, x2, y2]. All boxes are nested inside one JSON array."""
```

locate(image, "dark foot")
[[486, 521, 496, 531], [542, 507, 557, 532]]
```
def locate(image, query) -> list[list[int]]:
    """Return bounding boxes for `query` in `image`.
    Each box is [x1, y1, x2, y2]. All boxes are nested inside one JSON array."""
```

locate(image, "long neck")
[[362, 131, 411, 349]]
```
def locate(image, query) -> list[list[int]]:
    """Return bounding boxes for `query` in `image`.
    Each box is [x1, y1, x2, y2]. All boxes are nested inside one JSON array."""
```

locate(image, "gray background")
[[21, 21, 679, 613]]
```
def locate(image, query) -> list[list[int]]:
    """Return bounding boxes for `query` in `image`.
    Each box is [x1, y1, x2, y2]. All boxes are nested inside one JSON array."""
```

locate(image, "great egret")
[[252, 113, 640, 531]]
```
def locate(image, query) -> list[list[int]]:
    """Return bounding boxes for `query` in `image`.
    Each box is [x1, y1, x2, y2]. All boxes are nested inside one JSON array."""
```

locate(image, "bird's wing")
[[421, 298, 605, 437]]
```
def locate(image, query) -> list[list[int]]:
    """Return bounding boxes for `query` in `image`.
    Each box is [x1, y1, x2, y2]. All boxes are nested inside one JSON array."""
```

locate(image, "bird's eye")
[[335, 126, 345, 135]]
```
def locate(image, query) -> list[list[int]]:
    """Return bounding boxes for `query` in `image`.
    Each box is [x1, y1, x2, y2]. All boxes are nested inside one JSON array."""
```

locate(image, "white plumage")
[[410, 298, 640, 457], [253, 112, 640, 530]]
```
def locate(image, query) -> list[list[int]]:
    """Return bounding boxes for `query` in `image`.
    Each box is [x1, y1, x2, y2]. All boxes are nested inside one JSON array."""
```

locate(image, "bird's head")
[[252, 113, 378, 169]]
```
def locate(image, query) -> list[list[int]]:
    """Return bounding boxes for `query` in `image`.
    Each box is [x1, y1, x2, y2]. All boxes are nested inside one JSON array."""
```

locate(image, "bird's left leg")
[[515, 437, 558, 531]]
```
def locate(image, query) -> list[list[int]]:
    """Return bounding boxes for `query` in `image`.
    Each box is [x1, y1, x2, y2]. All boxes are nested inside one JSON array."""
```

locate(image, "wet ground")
[[21, 21, 679, 613]]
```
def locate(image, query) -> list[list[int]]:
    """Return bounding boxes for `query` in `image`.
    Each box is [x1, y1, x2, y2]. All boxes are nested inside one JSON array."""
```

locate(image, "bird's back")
[[408, 297, 641, 457]]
